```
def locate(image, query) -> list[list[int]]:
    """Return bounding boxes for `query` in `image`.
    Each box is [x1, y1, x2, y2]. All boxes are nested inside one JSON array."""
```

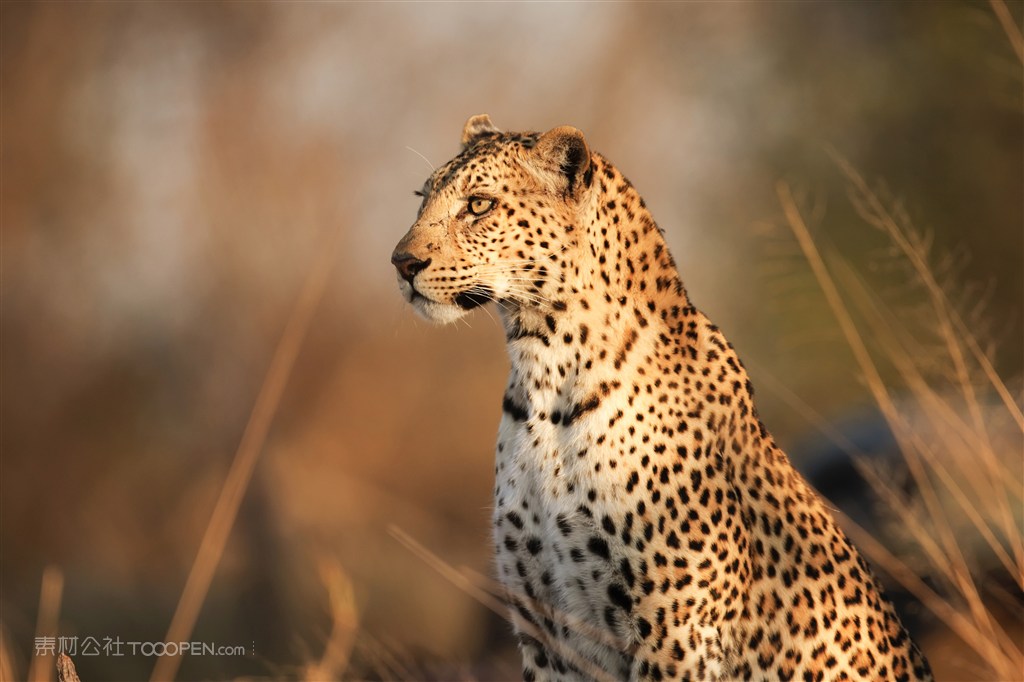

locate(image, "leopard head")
[[391, 114, 594, 324]]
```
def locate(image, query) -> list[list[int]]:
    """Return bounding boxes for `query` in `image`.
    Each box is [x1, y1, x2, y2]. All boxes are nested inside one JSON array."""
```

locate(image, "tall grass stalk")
[[990, 0, 1024, 63], [777, 174, 1023, 680], [302, 560, 359, 681], [150, 222, 343, 682], [27, 566, 63, 682], [0, 625, 16, 682]]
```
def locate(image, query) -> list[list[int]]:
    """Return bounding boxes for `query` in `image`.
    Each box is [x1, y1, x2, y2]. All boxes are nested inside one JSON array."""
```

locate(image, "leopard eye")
[[467, 196, 496, 216]]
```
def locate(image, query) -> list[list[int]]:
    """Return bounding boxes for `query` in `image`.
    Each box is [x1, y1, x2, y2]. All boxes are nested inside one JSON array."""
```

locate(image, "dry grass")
[[55, 654, 81, 682], [301, 560, 359, 682], [990, 0, 1024, 63], [150, 220, 344, 682], [27, 567, 63, 682], [1, 625, 19, 682], [778, 163, 1023, 680]]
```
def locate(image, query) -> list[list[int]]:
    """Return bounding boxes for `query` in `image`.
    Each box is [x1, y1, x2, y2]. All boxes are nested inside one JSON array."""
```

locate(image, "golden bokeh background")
[[3, 3, 1021, 680]]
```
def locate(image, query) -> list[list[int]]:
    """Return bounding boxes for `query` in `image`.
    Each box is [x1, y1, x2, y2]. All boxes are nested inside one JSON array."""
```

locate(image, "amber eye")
[[467, 197, 495, 216]]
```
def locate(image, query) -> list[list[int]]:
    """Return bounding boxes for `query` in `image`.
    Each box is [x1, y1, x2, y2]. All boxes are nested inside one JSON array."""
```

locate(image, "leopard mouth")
[[408, 288, 486, 310], [454, 287, 494, 310]]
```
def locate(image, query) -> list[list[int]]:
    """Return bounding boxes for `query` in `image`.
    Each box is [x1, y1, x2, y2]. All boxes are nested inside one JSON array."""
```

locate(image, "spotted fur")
[[392, 115, 932, 682]]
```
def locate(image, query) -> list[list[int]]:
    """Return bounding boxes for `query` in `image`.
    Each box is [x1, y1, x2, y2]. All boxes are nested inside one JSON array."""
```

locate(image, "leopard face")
[[391, 115, 593, 324]]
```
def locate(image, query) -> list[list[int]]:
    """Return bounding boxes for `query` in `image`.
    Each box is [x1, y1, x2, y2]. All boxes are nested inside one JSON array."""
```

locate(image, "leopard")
[[391, 114, 933, 682]]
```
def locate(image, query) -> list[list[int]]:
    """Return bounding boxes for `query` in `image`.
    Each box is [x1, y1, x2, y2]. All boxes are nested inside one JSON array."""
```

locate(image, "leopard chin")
[[409, 292, 471, 325], [402, 276, 495, 325]]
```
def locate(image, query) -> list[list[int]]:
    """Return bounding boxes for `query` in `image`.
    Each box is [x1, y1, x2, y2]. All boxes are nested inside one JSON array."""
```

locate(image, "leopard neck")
[[498, 154, 694, 412]]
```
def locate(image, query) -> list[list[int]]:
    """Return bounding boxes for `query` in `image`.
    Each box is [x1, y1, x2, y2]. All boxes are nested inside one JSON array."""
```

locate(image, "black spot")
[[587, 536, 610, 560], [503, 394, 529, 421], [620, 558, 636, 588], [506, 323, 551, 347], [564, 395, 600, 425], [637, 617, 652, 638], [526, 537, 543, 555], [607, 583, 632, 612]]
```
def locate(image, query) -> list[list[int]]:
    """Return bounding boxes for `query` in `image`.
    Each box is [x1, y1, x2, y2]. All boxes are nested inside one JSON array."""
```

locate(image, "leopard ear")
[[461, 114, 501, 149], [532, 126, 592, 198]]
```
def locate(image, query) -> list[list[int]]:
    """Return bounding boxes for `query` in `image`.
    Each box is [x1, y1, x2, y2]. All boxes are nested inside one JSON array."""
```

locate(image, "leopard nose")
[[391, 252, 431, 283]]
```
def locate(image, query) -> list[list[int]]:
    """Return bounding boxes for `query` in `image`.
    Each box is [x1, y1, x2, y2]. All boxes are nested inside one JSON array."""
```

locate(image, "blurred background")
[[2, 2, 1021, 680]]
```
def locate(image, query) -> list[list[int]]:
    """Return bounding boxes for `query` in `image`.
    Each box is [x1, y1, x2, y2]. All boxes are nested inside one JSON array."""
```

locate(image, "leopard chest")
[[489, 362, 667, 656], [492, 407, 638, 674]]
